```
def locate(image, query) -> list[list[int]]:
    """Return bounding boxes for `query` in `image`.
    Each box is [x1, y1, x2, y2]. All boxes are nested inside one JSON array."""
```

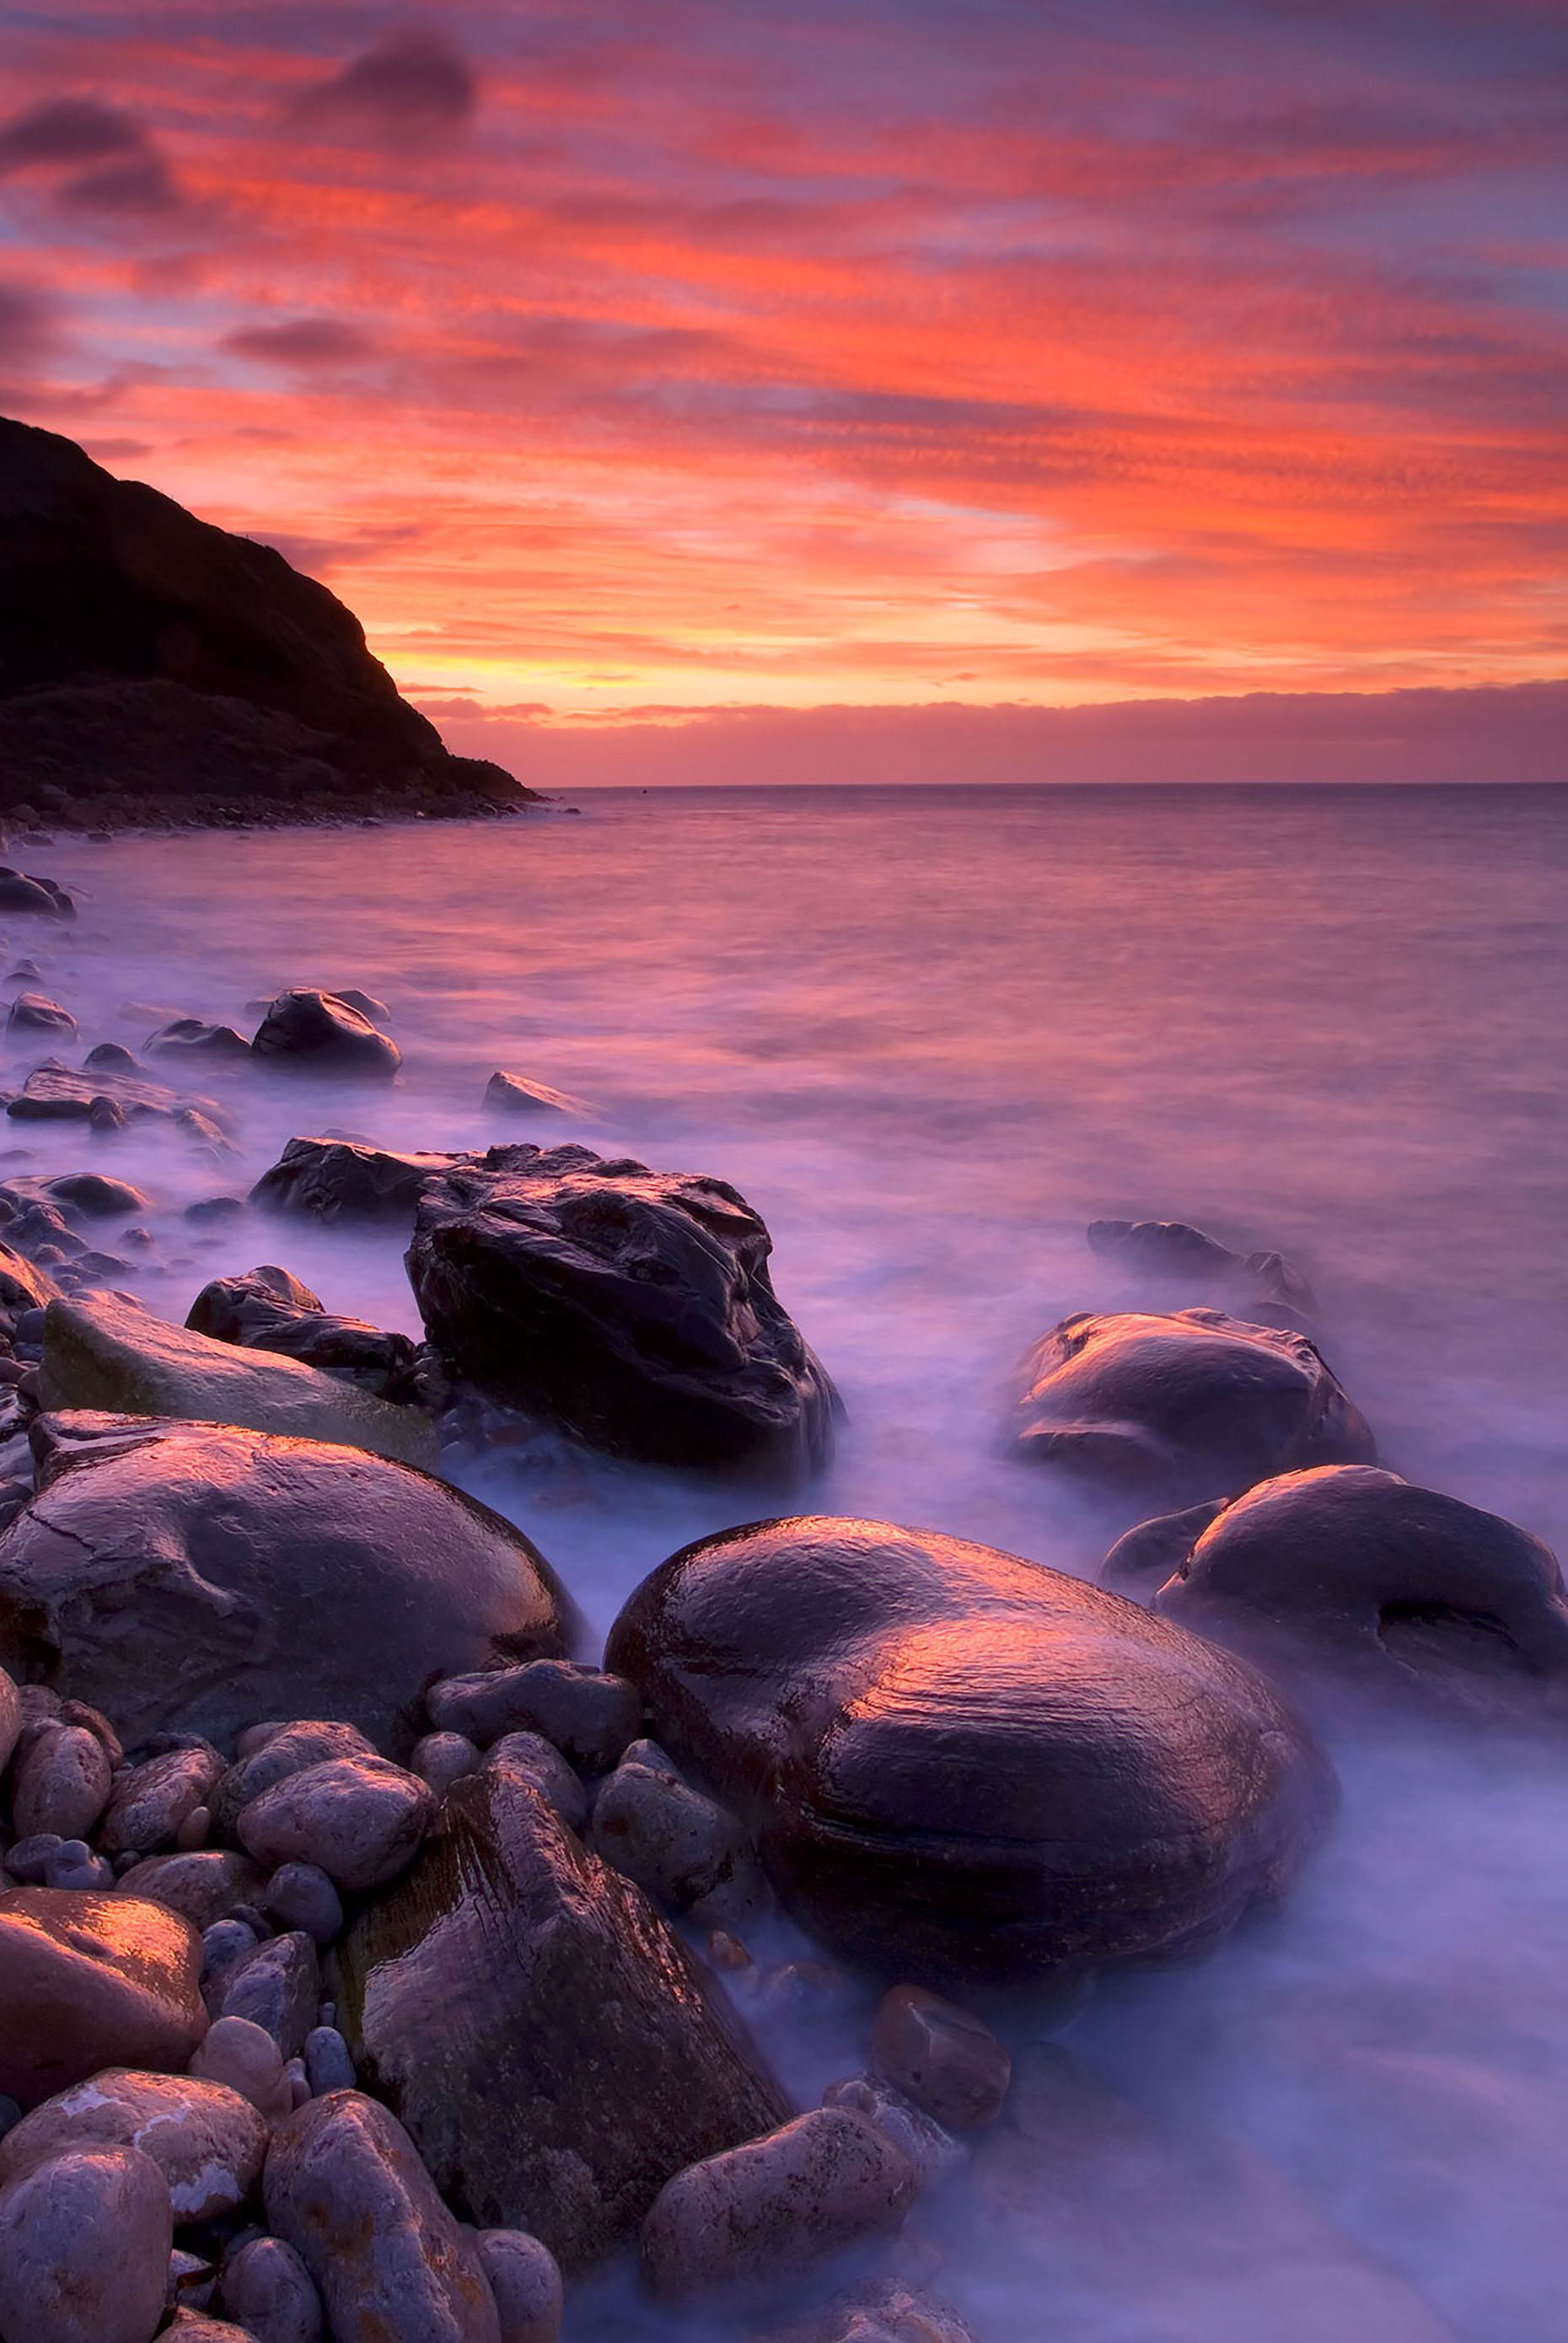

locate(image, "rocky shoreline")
[[0, 863, 1559, 2342]]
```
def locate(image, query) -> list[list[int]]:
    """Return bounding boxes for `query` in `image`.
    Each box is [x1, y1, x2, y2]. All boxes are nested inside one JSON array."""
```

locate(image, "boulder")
[[332, 1756, 791, 2272], [208, 1722, 378, 1846], [7, 1059, 215, 1127], [868, 1986, 1010, 2128], [475, 2232, 561, 2343], [639, 2107, 917, 2300], [1008, 1309, 1376, 1506], [7, 991, 76, 1038], [115, 1852, 268, 1932], [483, 1072, 593, 1119], [263, 2092, 500, 2343], [0, 1888, 206, 2107], [219, 2235, 323, 2343], [38, 1292, 438, 1469], [0, 2068, 266, 2221], [1087, 1217, 1315, 1322], [1132, 1464, 1568, 1705], [186, 1266, 420, 1400], [145, 1019, 252, 1062], [0, 867, 73, 918], [251, 992, 400, 1080], [0, 1416, 575, 1749], [250, 1137, 462, 1223], [0, 2144, 170, 2343], [236, 1758, 436, 1892], [99, 1745, 225, 1857], [426, 1659, 640, 1768], [605, 1516, 1334, 1985], [406, 1145, 839, 1475]]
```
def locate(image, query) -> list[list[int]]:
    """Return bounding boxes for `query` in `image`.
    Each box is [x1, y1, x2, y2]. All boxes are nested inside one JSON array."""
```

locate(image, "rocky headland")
[[0, 416, 546, 833]]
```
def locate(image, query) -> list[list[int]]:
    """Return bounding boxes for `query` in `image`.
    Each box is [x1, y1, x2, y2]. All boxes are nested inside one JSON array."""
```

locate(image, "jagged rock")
[[606, 1515, 1334, 1985], [250, 1137, 463, 1223], [38, 1292, 438, 1468], [406, 1145, 839, 1475], [1008, 1309, 1376, 1506], [333, 1755, 790, 2272], [0, 1416, 574, 1749], [483, 1071, 593, 1118], [185, 1266, 419, 1401], [251, 992, 400, 1080], [0, 1888, 206, 2107]]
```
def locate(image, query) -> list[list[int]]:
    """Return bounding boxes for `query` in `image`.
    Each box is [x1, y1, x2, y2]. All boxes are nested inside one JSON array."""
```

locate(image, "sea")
[[8, 781, 1568, 2342]]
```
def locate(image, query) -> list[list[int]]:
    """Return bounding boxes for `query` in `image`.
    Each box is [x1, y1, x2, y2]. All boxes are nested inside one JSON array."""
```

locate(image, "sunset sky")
[[2, 0, 1565, 749]]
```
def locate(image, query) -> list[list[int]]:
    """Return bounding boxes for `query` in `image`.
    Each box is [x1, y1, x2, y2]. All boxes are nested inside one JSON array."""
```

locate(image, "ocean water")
[[7, 781, 1568, 2340]]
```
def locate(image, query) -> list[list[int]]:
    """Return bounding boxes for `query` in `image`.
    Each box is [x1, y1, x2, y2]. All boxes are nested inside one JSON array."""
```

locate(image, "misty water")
[[9, 781, 1568, 2341]]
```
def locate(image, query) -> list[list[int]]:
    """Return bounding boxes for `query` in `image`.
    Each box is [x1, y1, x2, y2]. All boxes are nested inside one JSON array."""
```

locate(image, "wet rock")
[[303, 2026, 354, 2095], [251, 991, 400, 1080], [8, 1171, 150, 1222], [475, 2230, 562, 2343], [216, 1932, 319, 2059], [166, 2247, 218, 2314], [8, 1059, 200, 1125], [1087, 1217, 1316, 1324], [0, 2068, 266, 2221], [640, 2107, 917, 2300], [0, 1887, 206, 2107], [38, 1292, 438, 1469], [164, 2316, 259, 2341], [0, 2143, 171, 2343], [263, 2091, 500, 2343], [83, 1042, 138, 1072], [412, 1731, 481, 1797], [407, 1145, 839, 1475], [0, 868, 74, 919], [146, 1019, 252, 1063], [122, 1852, 269, 1932], [754, 2283, 975, 2342], [260, 1864, 344, 1948], [10, 1723, 112, 1841], [589, 1747, 754, 1913], [1138, 1464, 1568, 1706], [427, 1659, 641, 1770], [1098, 1497, 1229, 1602], [606, 1515, 1334, 1986], [1007, 1309, 1376, 1506], [189, 2018, 292, 2125], [479, 1732, 588, 1831], [0, 1658, 19, 1775], [186, 1196, 245, 1225], [334, 1755, 790, 2272], [43, 1839, 114, 1889], [6, 990, 76, 1038], [0, 1416, 573, 1748], [330, 988, 391, 1024], [820, 2075, 968, 2190], [209, 1722, 378, 1843], [483, 1071, 593, 1118], [219, 2234, 323, 2343], [238, 1758, 435, 1892], [868, 1986, 1010, 2128], [186, 1266, 420, 1401], [201, 1921, 261, 2010], [250, 1137, 461, 1223], [101, 1745, 226, 1857], [0, 1238, 60, 1319]]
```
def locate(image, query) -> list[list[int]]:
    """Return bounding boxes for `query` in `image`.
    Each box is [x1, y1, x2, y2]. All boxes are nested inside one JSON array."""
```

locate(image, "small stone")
[[640, 2109, 918, 2300], [56, 1699, 124, 1769], [0, 2143, 172, 2343], [178, 1805, 212, 1851], [164, 2316, 260, 2340], [188, 2018, 292, 2126], [167, 2246, 217, 2313], [5, 1832, 64, 1883], [264, 2091, 501, 2343], [235, 1721, 292, 1759], [428, 1661, 641, 1771], [411, 1731, 481, 1797], [303, 2027, 354, 2096], [823, 2075, 969, 2190], [215, 1933, 319, 2058], [209, 1722, 378, 1842], [220, 2233, 323, 2343], [481, 1733, 587, 1831], [589, 1754, 753, 1911], [100, 1746, 225, 1857], [869, 1986, 1011, 2129], [0, 1888, 207, 2109], [10, 1723, 112, 1840], [42, 1841, 114, 1891], [260, 1864, 343, 1948], [237, 1758, 435, 1893], [284, 2058, 311, 2110], [706, 1930, 752, 1972], [201, 1920, 261, 2010], [475, 2229, 563, 2343], [0, 2068, 268, 2222], [6, 991, 77, 1038]]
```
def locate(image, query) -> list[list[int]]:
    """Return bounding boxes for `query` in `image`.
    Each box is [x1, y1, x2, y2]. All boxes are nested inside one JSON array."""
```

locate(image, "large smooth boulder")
[[1122, 1464, 1568, 1705], [0, 1888, 206, 2107], [406, 1146, 839, 1475], [606, 1517, 1334, 1986], [251, 1137, 463, 1223], [333, 1756, 790, 2273], [0, 1416, 575, 1749], [38, 1293, 438, 1469], [0, 2067, 266, 2220], [251, 991, 400, 1080], [186, 1266, 420, 1400], [1008, 1309, 1376, 1505], [0, 2145, 171, 2343]]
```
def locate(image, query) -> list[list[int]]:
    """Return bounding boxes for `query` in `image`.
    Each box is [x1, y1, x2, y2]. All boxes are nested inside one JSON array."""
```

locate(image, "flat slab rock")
[[39, 1290, 438, 1470], [0, 1414, 576, 1749], [333, 1755, 791, 2273], [6, 1056, 226, 1126], [606, 1515, 1335, 1986]]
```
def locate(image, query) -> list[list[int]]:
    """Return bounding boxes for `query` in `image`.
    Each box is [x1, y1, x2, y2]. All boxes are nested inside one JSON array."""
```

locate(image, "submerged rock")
[[0, 1888, 206, 2107], [1087, 1217, 1315, 1323], [0, 1416, 575, 1748], [145, 1018, 252, 1063], [483, 1071, 593, 1119], [606, 1516, 1334, 1985], [406, 1146, 839, 1475], [251, 991, 400, 1080], [7, 991, 76, 1039], [0, 867, 73, 918], [1008, 1308, 1375, 1506], [38, 1292, 438, 1468], [186, 1266, 420, 1401], [7, 1059, 214, 1127], [250, 1137, 462, 1223], [1125, 1464, 1568, 1707], [333, 1755, 790, 2272]]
